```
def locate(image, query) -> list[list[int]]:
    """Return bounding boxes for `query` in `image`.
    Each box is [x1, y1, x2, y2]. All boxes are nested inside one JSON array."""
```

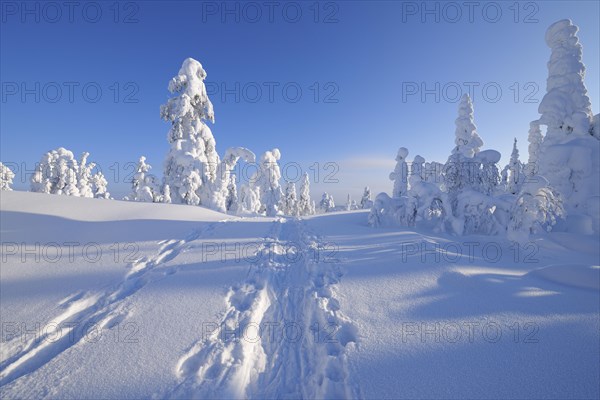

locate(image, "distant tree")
[[360, 186, 372, 209], [297, 172, 315, 215], [319, 192, 335, 213], [282, 180, 299, 216], [390, 147, 409, 198], [92, 171, 111, 199], [0, 162, 15, 191]]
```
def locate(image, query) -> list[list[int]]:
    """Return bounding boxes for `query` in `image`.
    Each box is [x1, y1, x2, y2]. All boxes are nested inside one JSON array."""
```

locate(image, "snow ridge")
[[168, 218, 360, 399], [0, 222, 219, 387]]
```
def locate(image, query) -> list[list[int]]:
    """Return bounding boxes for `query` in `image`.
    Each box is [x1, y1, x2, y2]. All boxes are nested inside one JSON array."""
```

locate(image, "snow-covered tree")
[[92, 171, 111, 199], [502, 139, 525, 195], [161, 58, 219, 206], [533, 20, 600, 231], [282, 180, 298, 216], [345, 194, 353, 211], [161, 184, 172, 204], [444, 96, 483, 198], [319, 192, 335, 213], [238, 184, 261, 214], [209, 147, 255, 213], [31, 148, 81, 196], [453, 94, 483, 158], [251, 148, 283, 216], [390, 147, 409, 198], [360, 186, 372, 209], [225, 174, 238, 213], [129, 156, 158, 202], [0, 162, 15, 191], [537, 19, 595, 141], [297, 172, 315, 215], [77, 152, 95, 198], [507, 177, 564, 242]]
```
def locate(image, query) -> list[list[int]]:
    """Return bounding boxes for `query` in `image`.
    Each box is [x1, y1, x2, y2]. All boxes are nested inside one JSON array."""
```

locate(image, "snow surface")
[[1, 191, 599, 399]]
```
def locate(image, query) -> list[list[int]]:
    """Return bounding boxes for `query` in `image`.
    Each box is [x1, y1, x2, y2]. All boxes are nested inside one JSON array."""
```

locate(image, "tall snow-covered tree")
[[453, 94, 483, 158], [390, 147, 409, 198], [251, 148, 283, 216], [444, 96, 483, 197], [225, 174, 238, 213], [297, 172, 315, 215], [526, 122, 543, 176], [360, 186, 372, 209], [77, 152, 95, 198], [0, 162, 15, 191], [537, 19, 595, 140], [502, 138, 525, 195], [533, 19, 600, 231], [282, 180, 299, 216], [161, 58, 219, 206]]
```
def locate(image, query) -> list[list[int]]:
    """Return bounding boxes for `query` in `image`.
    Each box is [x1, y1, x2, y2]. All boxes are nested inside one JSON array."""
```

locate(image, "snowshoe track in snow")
[[168, 218, 360, 399], [0, 222, 219, 387]]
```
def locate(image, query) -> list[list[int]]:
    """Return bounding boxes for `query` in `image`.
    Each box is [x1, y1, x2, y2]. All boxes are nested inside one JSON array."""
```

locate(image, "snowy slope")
[[1, 193, 599, 399]]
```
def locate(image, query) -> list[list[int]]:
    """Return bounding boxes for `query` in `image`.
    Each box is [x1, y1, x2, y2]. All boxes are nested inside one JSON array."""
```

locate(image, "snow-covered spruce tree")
[[282, 180, 299, 216], [502, 138, 525, 195], [345, 194, 353, 211], [251, 148, 283, 216], [225, 174, 238, 213], [0, 162, 15, 191], [161, 58, 218, 206], [319, 192, 335, 213], [237, 184, 261, 214], [360, 186, 372, 209], [443, 98, 503, 235], [92, 171, 111, 199], [297, 172, 315, 215], [129, 156, 158, 202], [453, 94, 483, 158], [444, 94, 483, 196], [210, 147, 255, 213], [538, 19, 595, 140], [31, 148, 80, 196], [390, 147, 409, 198], [507, 176, 564, 243], [526, 122, 543, 176], [534, 19, 600, 232], [77, 152, 95, 198], [161, 184, 172, 204]]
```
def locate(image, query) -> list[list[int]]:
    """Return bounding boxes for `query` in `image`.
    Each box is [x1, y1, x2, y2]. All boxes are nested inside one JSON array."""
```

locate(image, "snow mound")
[[528, 264, 600, 291], [0, 190, 230, 222]]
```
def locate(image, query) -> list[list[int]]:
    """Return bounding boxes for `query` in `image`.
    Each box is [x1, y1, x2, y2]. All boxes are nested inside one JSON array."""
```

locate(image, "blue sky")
[[1, 1, 599, 202]]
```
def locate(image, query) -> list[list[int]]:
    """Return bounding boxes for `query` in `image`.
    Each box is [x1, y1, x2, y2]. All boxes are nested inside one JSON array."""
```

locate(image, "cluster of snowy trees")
[[6, 58, 317, 217], [370, 19, 599, 242], [157, 58, 320, 216], [27, 148, 111, 199]]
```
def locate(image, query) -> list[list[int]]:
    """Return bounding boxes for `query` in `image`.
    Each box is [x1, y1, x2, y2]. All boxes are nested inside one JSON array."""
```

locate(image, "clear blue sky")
[[1, 1, 599, 202]]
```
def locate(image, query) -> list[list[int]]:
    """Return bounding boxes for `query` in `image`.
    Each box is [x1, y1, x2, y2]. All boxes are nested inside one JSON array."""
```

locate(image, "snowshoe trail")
[[0, 222, 219, 387], [168, 218, 360, 399]]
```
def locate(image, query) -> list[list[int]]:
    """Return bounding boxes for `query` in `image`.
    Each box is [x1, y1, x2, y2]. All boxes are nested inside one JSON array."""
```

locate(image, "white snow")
[[1, 191, 598, 399]]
